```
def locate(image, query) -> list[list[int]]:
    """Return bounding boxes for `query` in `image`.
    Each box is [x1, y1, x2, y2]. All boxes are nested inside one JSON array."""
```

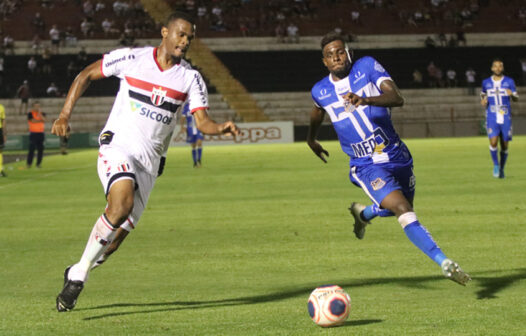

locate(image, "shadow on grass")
[[475, 268, 526, 299], [80, 268, 526, 320]]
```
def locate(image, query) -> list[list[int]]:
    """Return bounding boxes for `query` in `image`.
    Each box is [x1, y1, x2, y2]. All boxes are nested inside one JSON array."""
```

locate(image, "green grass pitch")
[[1, 136, 525, 335]]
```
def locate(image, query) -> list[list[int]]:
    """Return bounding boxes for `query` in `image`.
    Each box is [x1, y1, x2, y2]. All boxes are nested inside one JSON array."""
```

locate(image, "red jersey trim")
[[125, 76, 188, 101], [190, 107, 207, 114]]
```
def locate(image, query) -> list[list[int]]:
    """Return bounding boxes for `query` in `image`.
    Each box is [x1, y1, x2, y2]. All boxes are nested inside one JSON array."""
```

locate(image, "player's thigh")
[[486, 120, 501, 140], [388, 161, 416, 205], [500, 122, 512, 142], [97, 145, 137, 198], [349, 165, 401, 207], [121, 170, 156, 231]]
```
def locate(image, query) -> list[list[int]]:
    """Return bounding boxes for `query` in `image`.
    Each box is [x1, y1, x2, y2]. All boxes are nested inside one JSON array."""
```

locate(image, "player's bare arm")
[[52, 60, 105, 137], [506, 89, 519, 102], [193, 108, 240, 136], [342, 80, 404, 108], [307, 106, 329, 163]]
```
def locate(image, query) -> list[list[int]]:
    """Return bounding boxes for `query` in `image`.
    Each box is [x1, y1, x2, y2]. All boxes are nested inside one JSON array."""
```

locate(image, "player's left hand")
[[505, 89, 513, 96], [219, 121, 240, 136], [342, 92, 367, 107], [51, 117, 71, 137]]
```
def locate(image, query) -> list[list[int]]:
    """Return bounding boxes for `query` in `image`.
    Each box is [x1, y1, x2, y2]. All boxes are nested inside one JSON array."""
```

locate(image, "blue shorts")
[[186, 130, 204, 144], [486, 119, 512, 141], [349, 160, 415, 206]]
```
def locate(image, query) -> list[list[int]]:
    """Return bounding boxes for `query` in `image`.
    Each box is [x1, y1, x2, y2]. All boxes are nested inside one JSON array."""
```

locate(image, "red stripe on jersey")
[[125, 76, 187, 101], [190, 107, 207, 114]]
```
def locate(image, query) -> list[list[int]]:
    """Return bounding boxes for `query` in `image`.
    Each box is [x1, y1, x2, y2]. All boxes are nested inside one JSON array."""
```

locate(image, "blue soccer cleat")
[[493, 165, 500, 178]]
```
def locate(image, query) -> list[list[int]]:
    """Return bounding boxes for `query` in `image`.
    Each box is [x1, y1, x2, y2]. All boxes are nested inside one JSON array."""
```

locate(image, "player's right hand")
[[308, 140, 329, 163], [51, 117, 71, 137], [480, 97, 488, 106]]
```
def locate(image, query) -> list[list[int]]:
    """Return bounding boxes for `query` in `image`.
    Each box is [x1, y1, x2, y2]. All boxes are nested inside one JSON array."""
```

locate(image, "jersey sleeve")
[[100, 48, 134, 78], [311, 87, 321, 108], [480, 79, 487, 94], [361, 56, 392, 89], [187, 71, 209, 113]]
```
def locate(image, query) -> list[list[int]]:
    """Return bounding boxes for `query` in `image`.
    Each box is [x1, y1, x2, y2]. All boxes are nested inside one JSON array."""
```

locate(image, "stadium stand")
[[0, 0, 525, 140]]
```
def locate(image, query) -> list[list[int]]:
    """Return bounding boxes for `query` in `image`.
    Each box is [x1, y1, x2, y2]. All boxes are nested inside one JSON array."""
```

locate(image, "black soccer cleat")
[[56, 266, 84, 312]]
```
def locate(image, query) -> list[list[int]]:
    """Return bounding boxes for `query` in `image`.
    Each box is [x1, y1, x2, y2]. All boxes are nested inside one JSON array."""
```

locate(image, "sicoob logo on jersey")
[[151, 87, 167, 106]]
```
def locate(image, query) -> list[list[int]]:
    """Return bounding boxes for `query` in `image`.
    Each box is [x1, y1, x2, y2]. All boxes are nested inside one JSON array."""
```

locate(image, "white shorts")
[[97, 145, 156, 231]]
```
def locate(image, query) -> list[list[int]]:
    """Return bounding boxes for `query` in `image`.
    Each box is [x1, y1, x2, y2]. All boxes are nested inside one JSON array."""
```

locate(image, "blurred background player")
[[26, 101, 46, 168], [0, 102, 6, 177], [180, 102, 204, 167], [52, 11, 239, 312], [307, 32, 470, 286], [480, 59, 519, 179]]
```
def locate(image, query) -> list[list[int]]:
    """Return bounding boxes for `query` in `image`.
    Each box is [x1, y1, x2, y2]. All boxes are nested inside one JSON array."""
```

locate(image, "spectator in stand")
[[41, 47, 52, 75], [197, 4, 208, 21], [3, 34, 14, 55], [286, 22, 299, 43], [83, 0, 95, 18], [424, 36, 436, 48], [438, 32, 447, 47], [32, 34, 43, 54], [446, 68, 457, 87], [427, 61, 439, 88], [76, 46, 88, 68], [16, 80, 31, 115], [456, 30, 466, 46], [65, 26, 78, 47], [67, 60, 77, 79], [46, 82, 60, 97], [32, 12, 46, 34], [448, 34, 457, 47], [27, 56, 38, 75], [238, 17, 249, 37], [80, 18, 94, 37], [49, 24, 60, 54], [102, 18, 112, 36], [351, 9, 361, 25], [95, 1, 105, 12], [465, 67, 476, 95], [412, 69, 423, 87], [275, 22, 285, 43]]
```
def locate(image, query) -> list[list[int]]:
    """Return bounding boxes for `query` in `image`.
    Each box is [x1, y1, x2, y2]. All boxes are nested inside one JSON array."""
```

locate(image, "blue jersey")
[[311, 56, 411, 167], [481, 76, 517, 124], [181, 103, 200, 136]]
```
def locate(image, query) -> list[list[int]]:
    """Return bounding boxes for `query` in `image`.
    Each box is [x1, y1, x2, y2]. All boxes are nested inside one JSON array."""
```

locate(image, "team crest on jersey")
[[371, 178, 386, 191], [151, 86, 167, 106]]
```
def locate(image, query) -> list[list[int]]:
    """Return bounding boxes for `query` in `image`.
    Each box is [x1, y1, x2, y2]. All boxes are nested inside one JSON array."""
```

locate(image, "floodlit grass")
[[1, 136, 525, 335]]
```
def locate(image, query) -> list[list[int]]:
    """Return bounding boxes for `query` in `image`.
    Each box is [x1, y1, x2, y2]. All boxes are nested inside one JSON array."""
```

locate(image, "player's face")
[[161, 19, 195, 59], [491, 61, 504, 76], [322, 40, 351, 78]]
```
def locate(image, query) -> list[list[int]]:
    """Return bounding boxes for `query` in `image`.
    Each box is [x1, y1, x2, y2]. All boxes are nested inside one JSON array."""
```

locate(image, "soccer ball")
[[307, 285, 351, 327]]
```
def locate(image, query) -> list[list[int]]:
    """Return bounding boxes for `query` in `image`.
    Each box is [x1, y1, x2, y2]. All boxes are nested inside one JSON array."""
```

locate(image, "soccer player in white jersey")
[[52, 12, 240, 312], [308, 32, 470, 286], [480, 59, 519, 178]]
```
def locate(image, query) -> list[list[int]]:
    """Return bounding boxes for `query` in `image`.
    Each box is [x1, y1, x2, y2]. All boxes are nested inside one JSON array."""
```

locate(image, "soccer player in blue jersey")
[[480, 59, 519, 178], [181, 102, 204, 167], [307, 32, 470, 285]]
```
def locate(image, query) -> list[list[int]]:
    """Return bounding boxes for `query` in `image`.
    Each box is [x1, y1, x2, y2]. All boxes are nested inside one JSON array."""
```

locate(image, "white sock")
[[68, 214, 117, 282]]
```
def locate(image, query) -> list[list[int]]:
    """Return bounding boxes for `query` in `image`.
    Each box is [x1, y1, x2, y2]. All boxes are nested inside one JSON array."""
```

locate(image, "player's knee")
[[390, 203, 413, 217], [106, 198, 134, 226]]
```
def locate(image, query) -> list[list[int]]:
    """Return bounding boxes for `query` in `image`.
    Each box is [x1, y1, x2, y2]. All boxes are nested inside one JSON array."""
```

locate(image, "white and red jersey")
[[100, 46, 208, 175]]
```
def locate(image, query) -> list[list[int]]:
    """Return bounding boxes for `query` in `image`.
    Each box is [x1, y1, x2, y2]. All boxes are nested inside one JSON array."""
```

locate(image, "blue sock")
[[500, 150, 508, 170], [403, 221, 447, 266], [192, 149, 197, 164], [197, 147, 202, 162], [362, 204, 395, 221], [489, 146, 499, 166]]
